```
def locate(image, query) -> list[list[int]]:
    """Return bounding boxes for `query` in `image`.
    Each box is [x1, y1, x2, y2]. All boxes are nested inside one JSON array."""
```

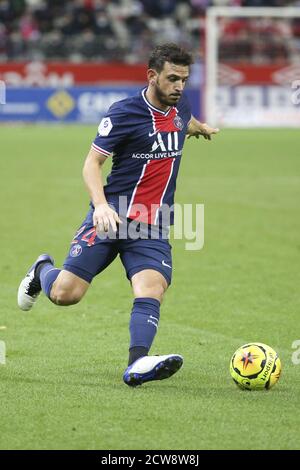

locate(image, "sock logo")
[[148, 315, 159, 329]]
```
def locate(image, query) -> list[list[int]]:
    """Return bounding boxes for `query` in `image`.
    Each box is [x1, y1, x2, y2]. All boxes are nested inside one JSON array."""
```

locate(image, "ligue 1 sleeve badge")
[[98, 117, 113, 136], [173, 115, 184, 131]]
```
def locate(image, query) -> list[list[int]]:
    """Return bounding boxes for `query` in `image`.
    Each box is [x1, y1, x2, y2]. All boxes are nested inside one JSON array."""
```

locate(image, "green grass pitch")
[[0, 126, 299, 450]]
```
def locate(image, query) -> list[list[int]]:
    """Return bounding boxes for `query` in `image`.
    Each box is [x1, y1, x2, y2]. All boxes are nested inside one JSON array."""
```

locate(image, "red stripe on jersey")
[[150, 107, 179, 133], [127, 158, 175, 224]]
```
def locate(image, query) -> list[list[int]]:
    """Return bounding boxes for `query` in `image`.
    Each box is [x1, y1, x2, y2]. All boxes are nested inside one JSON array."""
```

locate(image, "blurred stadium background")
[[1, 0, 300, 451], [0, 0, 300, 124]]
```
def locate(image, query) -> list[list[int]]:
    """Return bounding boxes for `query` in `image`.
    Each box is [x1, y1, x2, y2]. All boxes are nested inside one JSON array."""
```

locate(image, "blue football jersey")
[[92, 88, 192, 226]]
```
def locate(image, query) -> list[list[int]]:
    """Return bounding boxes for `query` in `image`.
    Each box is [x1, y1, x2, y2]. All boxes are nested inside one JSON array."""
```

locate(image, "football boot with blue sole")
[[123, 354, 183, 387]]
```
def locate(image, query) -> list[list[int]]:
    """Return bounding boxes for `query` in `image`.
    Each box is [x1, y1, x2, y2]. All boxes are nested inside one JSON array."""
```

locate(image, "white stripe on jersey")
[[126, 160, 150, 219]]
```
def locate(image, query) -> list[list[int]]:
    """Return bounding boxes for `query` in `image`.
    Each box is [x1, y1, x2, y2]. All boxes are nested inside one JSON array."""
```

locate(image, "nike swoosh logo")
[[162, 260, 172, 269], [148, 131, 158, 137]]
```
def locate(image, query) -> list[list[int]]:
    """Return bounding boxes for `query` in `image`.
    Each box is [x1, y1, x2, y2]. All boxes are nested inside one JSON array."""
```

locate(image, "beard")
[[154, 79, 181, 107]]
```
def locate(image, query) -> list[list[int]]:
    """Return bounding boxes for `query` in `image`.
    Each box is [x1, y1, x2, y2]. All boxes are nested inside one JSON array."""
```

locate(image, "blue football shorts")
[[63, 208, 173, 285]]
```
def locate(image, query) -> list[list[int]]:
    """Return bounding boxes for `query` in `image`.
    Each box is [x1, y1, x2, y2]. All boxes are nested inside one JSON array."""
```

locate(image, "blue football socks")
[[39, 263, 60, 299], [129, 297, 160, 361]]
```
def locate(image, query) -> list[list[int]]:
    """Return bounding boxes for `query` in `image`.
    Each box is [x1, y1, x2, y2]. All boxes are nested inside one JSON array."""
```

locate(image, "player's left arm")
[[187, 115, 219, 141]]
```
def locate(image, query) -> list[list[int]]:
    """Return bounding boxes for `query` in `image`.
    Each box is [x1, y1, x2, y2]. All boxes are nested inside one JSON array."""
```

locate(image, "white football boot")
[[17, 254, 54, 311], [123, 354, 183, 387]]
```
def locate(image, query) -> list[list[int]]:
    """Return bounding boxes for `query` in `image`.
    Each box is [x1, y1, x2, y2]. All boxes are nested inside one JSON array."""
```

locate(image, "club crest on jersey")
[[70, 244, 82, 257], [173, 115, 184, 130], [98, 117, 113, 136]]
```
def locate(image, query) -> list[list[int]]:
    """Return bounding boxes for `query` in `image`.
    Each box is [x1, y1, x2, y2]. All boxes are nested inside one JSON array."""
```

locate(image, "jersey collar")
[[142, 88, 173, 116]]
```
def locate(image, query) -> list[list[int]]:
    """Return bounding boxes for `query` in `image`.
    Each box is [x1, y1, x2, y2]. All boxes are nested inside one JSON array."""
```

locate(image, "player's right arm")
[[82, 147, 122, 232]]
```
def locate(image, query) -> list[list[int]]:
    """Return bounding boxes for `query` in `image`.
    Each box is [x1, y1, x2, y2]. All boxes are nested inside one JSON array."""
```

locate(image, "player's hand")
[[187, 122, 219, 141], [93, 203, 122, 233]]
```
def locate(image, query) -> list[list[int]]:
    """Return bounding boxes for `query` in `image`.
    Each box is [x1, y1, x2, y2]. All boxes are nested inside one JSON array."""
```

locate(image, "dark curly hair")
[[148, 43, 194, 72]]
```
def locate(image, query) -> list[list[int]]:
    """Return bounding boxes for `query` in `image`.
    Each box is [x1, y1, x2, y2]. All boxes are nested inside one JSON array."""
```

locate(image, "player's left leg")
[[128, 268, 168, 364], [131, 268, 167, 303], [120, 239, 183, 387]]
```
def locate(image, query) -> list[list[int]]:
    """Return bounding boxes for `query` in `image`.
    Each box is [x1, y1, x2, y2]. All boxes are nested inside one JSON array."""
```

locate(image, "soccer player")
[[18, 44, 219, 387]]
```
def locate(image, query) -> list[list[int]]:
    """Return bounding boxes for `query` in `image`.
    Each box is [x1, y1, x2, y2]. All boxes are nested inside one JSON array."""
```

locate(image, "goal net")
[[205, 6, 300, 127]]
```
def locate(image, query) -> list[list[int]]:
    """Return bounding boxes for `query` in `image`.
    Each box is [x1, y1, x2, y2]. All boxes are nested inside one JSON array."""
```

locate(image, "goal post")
[[205, 6, 300, 127]]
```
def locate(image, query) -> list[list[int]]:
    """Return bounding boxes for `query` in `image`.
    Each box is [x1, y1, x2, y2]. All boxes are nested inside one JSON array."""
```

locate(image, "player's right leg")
[[46, 270, 90, 306], [18, 253, 55, 311], [17, 208, 118, 311], [17, 254, 90, 310]]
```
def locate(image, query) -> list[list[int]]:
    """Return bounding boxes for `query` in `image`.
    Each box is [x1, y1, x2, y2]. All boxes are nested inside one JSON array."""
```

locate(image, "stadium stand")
[[0, 0, 299, 63]]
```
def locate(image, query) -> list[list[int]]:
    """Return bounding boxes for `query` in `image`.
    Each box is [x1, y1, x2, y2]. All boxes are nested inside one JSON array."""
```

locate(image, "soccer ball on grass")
[[230, 342, 281, 391]]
